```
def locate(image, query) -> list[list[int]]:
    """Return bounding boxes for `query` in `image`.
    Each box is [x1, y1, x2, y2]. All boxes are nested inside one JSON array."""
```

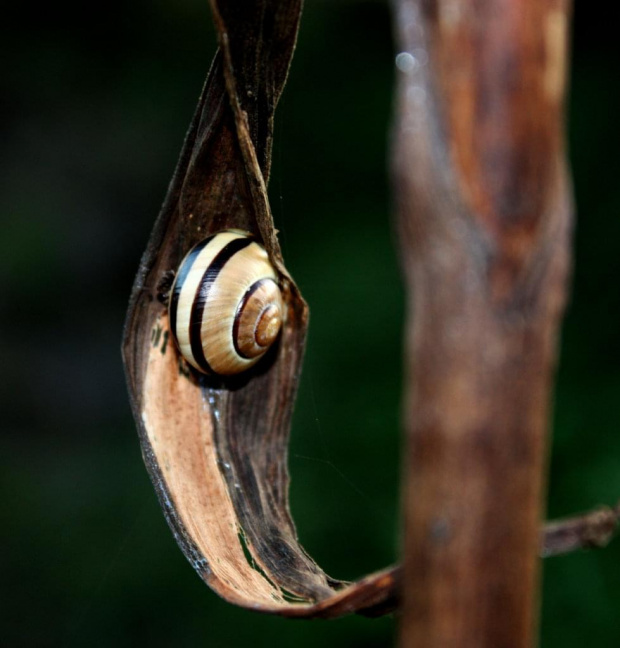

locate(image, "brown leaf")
[[122, 0, 396, 618]]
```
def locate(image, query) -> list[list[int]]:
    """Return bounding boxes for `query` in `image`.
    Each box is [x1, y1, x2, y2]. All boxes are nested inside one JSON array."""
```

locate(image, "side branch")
[[542, 502, 620, 557]]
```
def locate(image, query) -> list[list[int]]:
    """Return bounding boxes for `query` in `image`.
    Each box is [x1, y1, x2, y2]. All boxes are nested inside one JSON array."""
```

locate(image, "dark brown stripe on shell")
[[189, 237, 253, 374], [232, 279, 270, 359], [169, 236, 214, 343]]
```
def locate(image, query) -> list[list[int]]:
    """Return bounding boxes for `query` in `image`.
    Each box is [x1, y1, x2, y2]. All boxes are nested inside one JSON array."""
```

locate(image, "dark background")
[[2, 1, 619, 646]]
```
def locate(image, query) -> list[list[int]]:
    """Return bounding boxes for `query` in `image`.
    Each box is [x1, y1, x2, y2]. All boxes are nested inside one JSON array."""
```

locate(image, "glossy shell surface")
[[169, 230, 283, 375]]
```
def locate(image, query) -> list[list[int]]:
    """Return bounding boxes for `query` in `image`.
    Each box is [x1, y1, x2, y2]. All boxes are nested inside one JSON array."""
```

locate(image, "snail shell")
[[168, 230, 284, 376]]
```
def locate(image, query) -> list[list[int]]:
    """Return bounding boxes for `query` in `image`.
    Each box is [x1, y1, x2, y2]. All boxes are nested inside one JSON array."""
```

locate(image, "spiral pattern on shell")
[[168, 230, 284, 376]]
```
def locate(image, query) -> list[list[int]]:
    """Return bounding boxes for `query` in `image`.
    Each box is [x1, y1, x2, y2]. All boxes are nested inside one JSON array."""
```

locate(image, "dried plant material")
[[122, 0, 398, 618], [541, 503, 620, 557], [123, 0, 618, 623], [392, 0, 578, 644]]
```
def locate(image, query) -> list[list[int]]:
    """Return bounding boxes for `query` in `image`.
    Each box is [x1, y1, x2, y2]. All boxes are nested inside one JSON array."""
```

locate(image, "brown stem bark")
[[392, 0, 573, 645]]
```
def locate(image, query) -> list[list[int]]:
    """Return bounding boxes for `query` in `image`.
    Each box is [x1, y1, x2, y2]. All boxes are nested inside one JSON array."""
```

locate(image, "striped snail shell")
[[168, 230, 284, 376]]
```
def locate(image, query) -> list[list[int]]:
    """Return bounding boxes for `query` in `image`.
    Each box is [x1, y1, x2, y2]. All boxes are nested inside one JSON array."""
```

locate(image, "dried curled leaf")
[[122, 0, 397, 618]]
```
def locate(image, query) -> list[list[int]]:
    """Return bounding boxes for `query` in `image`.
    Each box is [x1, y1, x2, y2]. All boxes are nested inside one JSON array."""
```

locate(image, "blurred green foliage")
[[1, 1, 619, 646]]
